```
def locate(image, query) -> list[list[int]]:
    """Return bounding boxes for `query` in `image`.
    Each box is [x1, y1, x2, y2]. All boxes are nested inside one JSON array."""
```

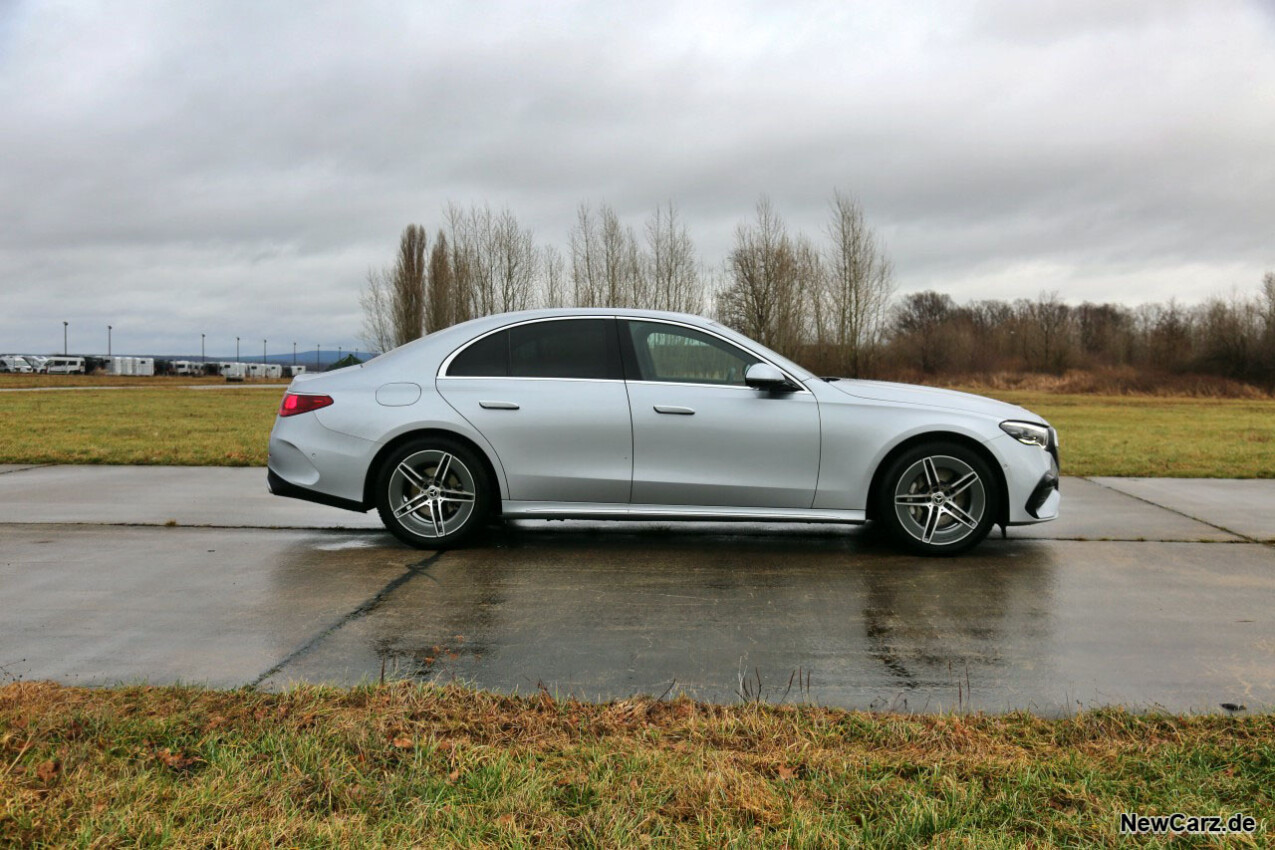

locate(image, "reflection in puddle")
[[270, 523, 1066, 712]]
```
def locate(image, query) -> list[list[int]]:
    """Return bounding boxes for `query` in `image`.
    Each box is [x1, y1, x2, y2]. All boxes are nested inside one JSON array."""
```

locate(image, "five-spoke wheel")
[[875, 442, 998, 555], [376, 438, 491, 548]]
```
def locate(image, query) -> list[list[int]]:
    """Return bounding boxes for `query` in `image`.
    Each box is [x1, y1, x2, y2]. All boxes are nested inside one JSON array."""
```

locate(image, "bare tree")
[[893, 291, 957, 373], [1022, 291, 1073, 373], [540, 244, 567, 308], [426, 230, 455, 333], [391, 224, 428, 346], [445, 203, 475, 325], [358, 266, 395, 354], [570, 204, 603, 307], [1262, 272, 1275, 369], [644, 201, 702, 313], [718, 197, 807, 358], [445, 203, 538, 317], [492, 208, 537, 313], [818, 191, 894, 376]]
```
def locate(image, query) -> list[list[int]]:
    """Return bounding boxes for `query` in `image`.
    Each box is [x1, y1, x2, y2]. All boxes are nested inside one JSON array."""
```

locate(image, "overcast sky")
[[2, 0, 1273, 356]]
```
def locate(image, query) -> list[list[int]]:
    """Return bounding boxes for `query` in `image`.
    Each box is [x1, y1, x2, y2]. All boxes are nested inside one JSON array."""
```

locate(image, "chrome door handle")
[[653, 405, 695, 415], [479, 400, 520, 410]]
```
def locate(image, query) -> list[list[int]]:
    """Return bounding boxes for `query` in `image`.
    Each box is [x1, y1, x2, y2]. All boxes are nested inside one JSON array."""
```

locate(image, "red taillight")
[[279, 393, 334, 417]]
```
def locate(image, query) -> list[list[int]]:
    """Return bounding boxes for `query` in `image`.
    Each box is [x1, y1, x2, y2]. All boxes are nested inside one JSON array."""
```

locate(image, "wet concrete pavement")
[[1, 465, 1272, 714]]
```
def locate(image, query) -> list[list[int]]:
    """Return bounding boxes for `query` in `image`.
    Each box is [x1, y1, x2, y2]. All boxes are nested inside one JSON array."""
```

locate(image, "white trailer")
[[134, 357, 154, 377], [222, 363, 246, 382]]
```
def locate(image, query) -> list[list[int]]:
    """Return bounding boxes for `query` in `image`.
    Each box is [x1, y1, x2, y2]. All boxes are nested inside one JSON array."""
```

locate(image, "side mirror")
[[745, 362, 795, 391]]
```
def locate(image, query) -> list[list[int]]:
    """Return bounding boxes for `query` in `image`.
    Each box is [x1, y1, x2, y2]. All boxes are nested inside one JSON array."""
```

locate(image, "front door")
[[622, 319, 820, 509]]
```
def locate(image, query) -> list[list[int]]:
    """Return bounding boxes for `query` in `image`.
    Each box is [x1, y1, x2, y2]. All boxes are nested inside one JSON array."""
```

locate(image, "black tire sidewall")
[[875, 441, 999, 556], [375, 437, 491, 548]]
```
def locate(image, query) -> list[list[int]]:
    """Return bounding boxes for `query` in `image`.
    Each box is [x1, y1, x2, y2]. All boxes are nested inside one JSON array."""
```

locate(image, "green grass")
[[967, 391, 1275, 478], [2, 385, 1272, 476], [1, 682, 1270, 847], [0, 388, 281, 466]]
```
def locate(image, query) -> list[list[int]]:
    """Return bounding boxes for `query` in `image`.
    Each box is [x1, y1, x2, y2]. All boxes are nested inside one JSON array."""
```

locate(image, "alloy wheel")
[[387, 449, 477, 539], [892, 454, 987, 547]]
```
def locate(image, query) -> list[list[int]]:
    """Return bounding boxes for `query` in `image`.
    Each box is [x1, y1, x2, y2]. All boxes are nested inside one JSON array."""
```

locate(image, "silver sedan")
[[268, 309, 1060, 554]]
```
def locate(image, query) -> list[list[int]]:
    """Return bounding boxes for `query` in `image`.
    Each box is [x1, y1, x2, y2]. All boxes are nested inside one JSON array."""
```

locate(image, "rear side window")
[[510, 319, 618, 379], [446, 319, 620, 379], [448, 330, 509, 377]]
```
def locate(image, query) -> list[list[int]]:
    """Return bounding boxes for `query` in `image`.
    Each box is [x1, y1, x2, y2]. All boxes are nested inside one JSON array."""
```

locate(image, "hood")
[[822, 378, 1044, 423]]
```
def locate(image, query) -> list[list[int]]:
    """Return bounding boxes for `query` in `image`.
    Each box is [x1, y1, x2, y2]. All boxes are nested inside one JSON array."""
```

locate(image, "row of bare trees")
[[361, 194, 896, 376], [886, 276, 1275, 384], [360, 200, 1275, 386]]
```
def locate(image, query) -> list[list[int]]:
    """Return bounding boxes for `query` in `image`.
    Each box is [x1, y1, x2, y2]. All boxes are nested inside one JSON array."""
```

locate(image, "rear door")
[[436, 317, 632, 503], [622, 319, 821, 509]]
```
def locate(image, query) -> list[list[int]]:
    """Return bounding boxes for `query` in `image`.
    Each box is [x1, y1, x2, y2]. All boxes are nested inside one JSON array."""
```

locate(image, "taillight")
[[279, 393, 334, 416]]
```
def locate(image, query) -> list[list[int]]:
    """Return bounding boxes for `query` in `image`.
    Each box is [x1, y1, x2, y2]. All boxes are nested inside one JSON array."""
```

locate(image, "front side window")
[[625, 321, 759, 386], [446, 319, 619, 379]]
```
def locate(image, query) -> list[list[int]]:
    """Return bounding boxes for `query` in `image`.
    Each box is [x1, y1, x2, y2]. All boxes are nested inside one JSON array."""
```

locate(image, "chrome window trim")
[[438, 315, 620, 380], [437, 313, 808, 393], [621, 316, 809, 393], [437, 375, 623, 384]]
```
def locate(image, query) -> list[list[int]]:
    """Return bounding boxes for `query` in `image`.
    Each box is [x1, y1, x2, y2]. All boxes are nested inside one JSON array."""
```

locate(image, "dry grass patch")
[[1, 682, 1272, 847]]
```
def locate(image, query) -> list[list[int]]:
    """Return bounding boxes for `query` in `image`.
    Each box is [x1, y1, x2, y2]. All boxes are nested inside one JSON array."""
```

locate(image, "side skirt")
[[501, 501, 867, 524]]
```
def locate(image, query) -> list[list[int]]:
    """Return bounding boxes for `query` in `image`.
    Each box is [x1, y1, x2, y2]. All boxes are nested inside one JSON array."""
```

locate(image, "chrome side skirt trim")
[[501, 501, 867, 524]]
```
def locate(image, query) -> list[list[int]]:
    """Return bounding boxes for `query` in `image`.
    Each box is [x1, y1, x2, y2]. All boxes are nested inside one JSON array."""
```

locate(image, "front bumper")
[[991, 426, 1061, 525]]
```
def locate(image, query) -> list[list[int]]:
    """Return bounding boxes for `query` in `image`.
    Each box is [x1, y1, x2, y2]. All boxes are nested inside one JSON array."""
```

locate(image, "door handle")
[[653, 405, 695, 415], [479, 400, 520, 410]]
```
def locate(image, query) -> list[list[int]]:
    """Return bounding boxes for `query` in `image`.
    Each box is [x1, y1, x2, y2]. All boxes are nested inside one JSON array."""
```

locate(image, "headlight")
[[1000, 420, 1050, 447]]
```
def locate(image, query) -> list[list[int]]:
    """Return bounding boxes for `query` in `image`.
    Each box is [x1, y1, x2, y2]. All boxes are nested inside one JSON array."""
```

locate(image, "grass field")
[[1, 682, 1270, 847], [1, 382, 1272, 476], [0, 374, 289, 389], [0, 387, 281, 466], [964, 390, 1275, 478]]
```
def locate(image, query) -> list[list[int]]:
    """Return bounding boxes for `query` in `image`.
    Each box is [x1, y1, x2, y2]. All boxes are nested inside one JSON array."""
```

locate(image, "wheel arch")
[[865, 431, 1009, 526], [362, 428, 504, 514]]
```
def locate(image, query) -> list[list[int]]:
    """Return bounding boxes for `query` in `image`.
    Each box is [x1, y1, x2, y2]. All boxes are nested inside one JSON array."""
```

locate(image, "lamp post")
[[107, 325, 112, 358], [201, 333, 206, 364], [292, 342, 296, 365], [236, 337, 240, 361], [63, 321, 68, 355], [316, 343, 320, 370], [263, 339, 267, 364]]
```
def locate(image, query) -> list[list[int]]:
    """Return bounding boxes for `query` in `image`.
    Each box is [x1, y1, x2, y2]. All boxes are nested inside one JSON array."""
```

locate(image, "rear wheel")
[[375, 438, 491, 548], [875, 441, 998, 556]]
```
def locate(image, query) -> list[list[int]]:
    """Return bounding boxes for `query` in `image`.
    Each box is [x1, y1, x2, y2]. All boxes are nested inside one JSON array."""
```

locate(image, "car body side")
[[268, 309, 1059, 527]]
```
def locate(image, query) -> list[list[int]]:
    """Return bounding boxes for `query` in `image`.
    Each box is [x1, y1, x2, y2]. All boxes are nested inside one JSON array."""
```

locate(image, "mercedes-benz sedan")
[[268, 309, 1060, 555]]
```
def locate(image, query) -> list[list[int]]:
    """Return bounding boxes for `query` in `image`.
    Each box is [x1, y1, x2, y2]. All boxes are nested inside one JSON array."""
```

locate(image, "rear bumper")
[[267, 468, 368, 513]]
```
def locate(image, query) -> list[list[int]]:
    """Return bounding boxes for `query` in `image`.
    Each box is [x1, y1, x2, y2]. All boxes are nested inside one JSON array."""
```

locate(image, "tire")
[[375, 437, 492, 549], [874, 441, 999, 556]]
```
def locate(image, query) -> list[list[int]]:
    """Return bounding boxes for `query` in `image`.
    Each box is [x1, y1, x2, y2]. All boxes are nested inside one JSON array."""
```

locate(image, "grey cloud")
[[2, 0, 1273, 354]]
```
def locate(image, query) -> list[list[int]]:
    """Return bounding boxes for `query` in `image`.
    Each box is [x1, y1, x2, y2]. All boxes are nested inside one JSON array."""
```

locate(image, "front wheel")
[[874, 442, 999, 556], [375, 438, 492, 548]]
